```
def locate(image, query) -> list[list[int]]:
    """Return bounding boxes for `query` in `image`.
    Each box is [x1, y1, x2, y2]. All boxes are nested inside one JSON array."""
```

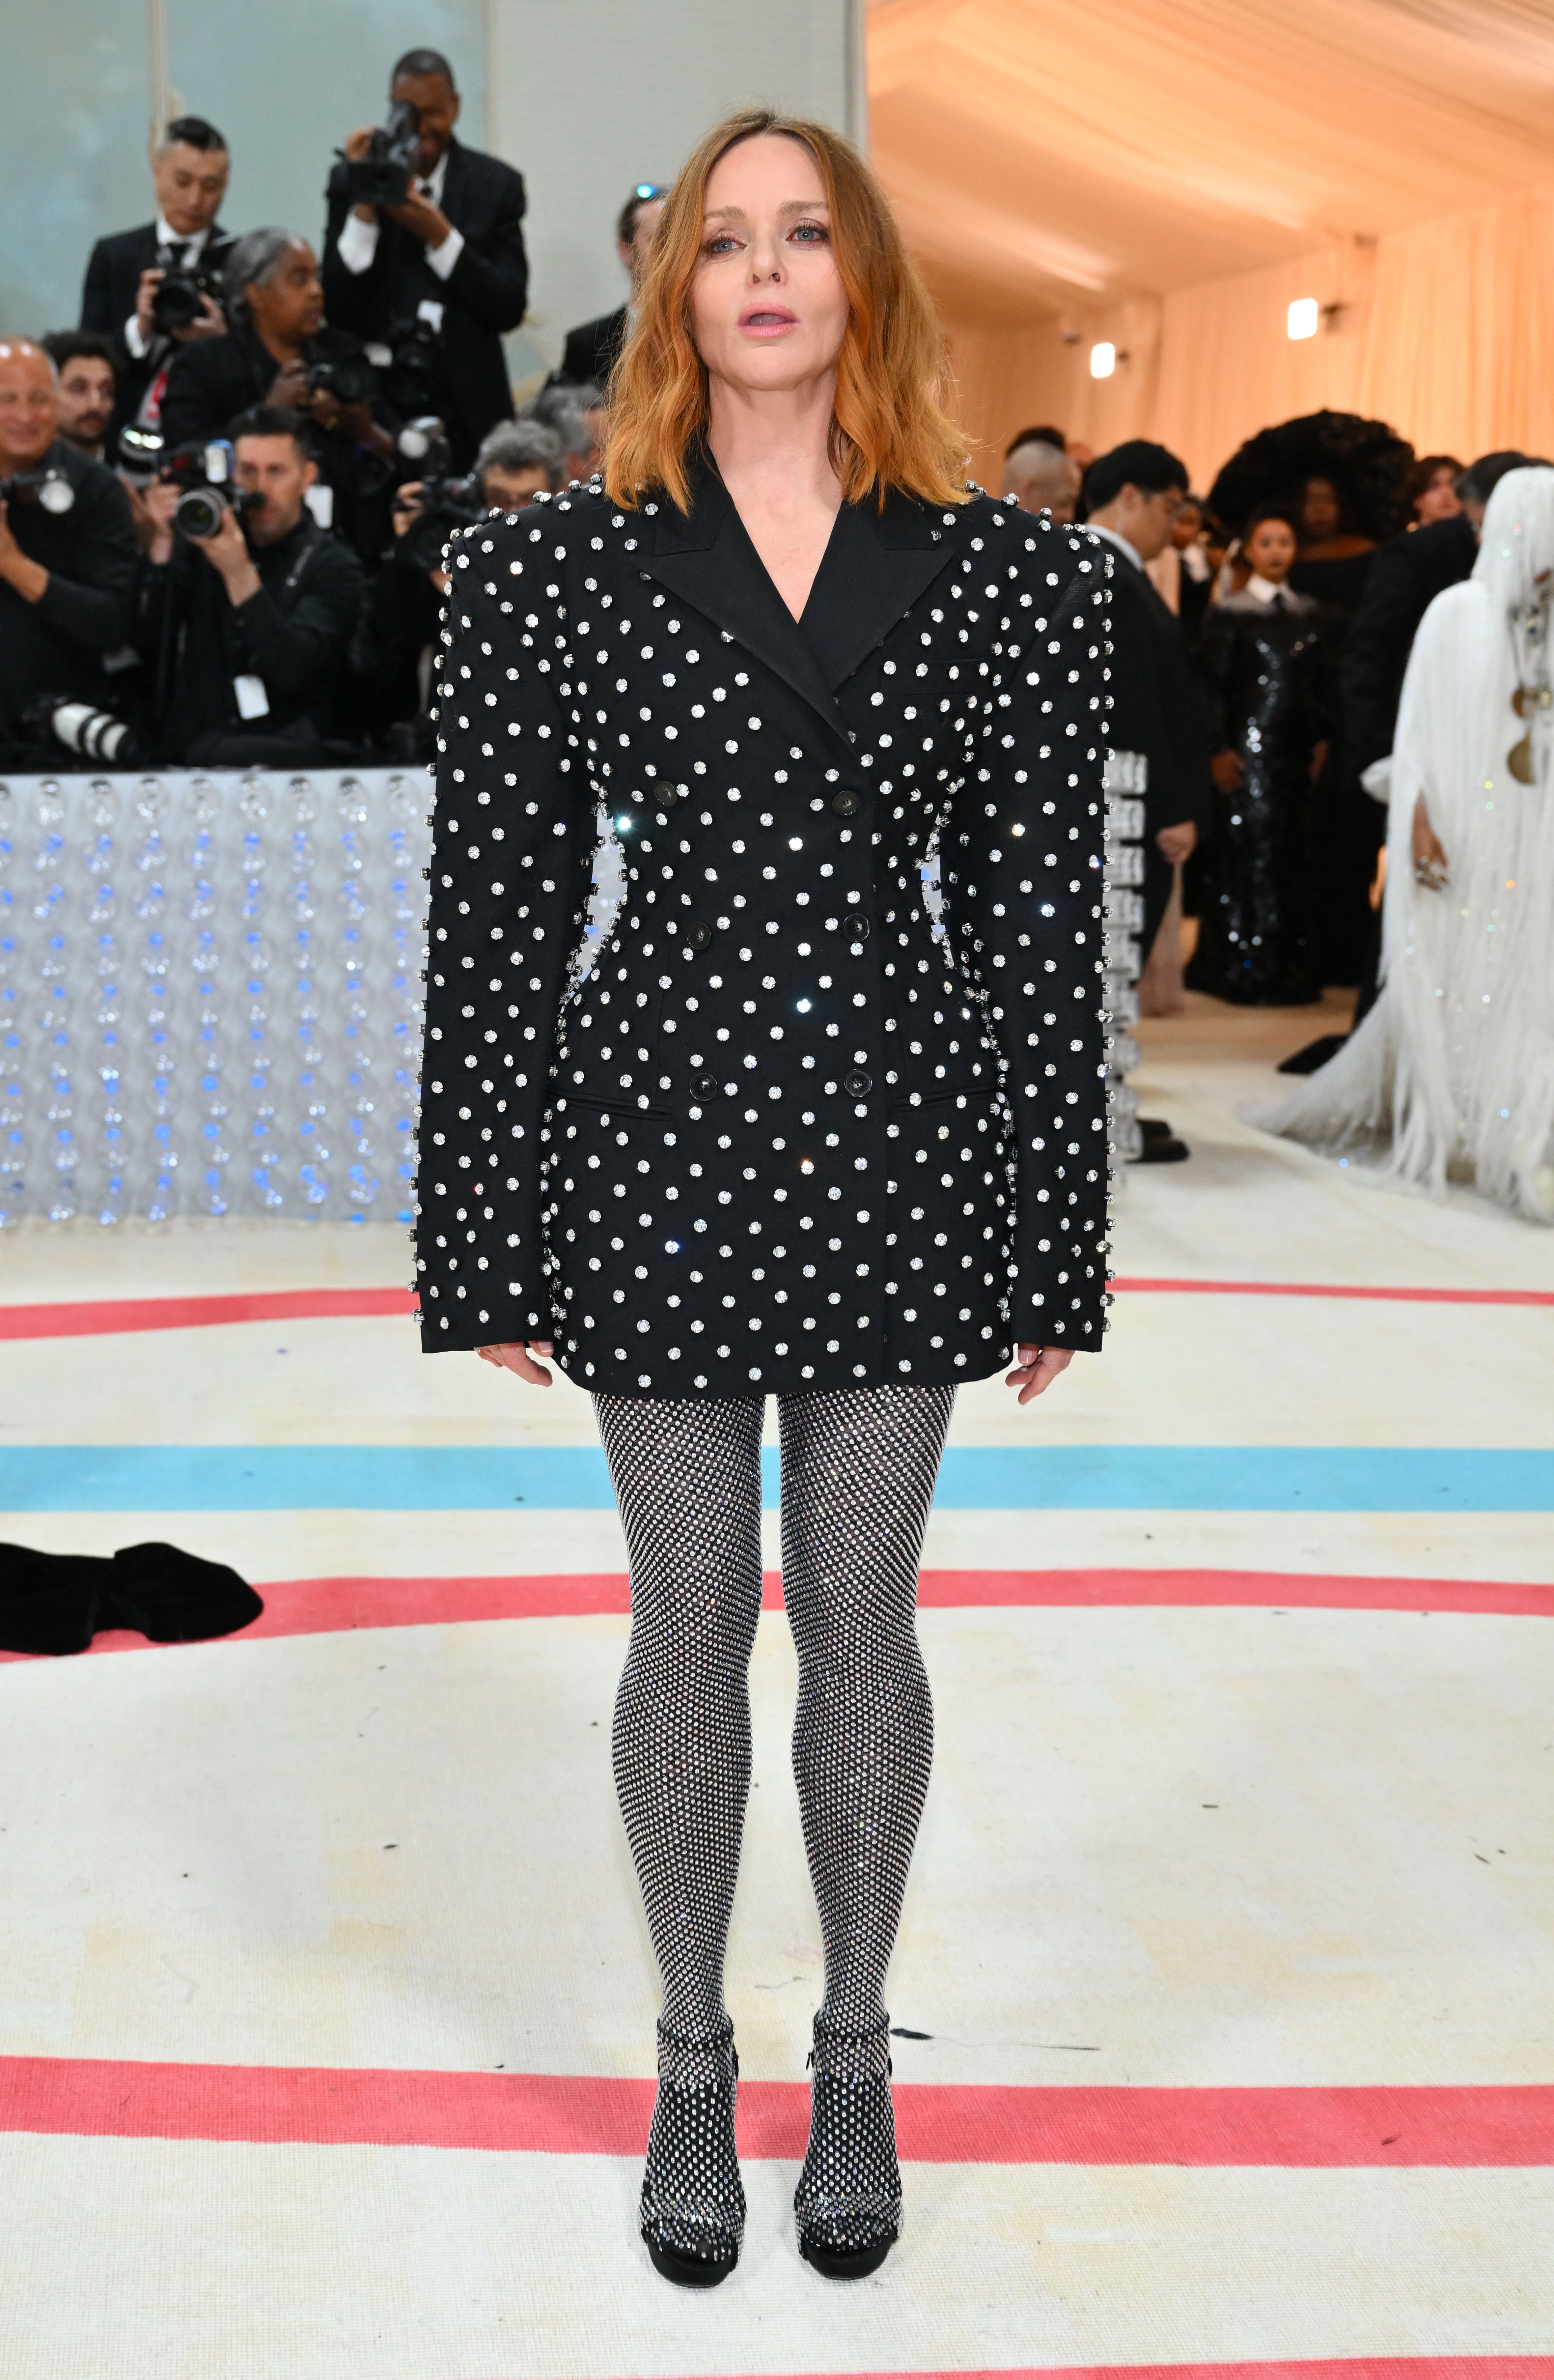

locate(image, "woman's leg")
[[594, 1391, 765, 2276], [777, 1382, 956, 2264]]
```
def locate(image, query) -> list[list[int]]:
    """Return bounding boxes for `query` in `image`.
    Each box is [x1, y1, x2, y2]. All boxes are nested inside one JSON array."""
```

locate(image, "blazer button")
[[831, 788, 861, 817], [686, 920, 713, 951], [690, 1071, 718, 1100], [843, 1069, 872, 1098], [849, 916, 871, 942], [655, 780, 678, 809]]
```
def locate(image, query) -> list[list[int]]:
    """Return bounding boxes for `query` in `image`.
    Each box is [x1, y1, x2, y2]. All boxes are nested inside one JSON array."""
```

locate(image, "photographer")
[[357, 418, 561, 751], [324, 48, 527, 470], [557, 183, 664, 388], [137, 404, 363, 765], [0, 339, 139, 762], [161, 230, 398, 564], [523, 380, 605, 483], [40, 332, 117, 461], [80, 116, 232, 441]]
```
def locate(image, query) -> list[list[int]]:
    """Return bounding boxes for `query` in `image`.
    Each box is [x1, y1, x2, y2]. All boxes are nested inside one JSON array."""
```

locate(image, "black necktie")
[[166, 240, 190, 270]]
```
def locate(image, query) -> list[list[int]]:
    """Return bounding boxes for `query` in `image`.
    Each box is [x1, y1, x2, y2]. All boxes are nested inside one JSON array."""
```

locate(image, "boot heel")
[[639, 2016, 744, 2286]]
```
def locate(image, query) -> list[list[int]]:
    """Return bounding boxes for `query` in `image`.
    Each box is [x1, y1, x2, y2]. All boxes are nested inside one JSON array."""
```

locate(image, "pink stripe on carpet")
[[1, 2060, 1550, 2163], [2, 1279, 1550, 1340], [456, 2364, 1554, 2380], [3, 1568, 1549, 1664]]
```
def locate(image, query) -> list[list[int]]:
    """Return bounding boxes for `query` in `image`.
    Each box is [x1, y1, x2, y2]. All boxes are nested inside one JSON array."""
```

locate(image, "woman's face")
[[250, 242, 323, 345], [1415, 464, 1462, 525], [1301, 476, 1341, 539], [689, 133, 849, 398], [1245, 517, 1297, 580]]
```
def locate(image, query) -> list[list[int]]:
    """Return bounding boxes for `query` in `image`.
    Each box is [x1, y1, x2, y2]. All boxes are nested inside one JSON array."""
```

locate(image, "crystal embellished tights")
[[596, 1386, 954, 2045]]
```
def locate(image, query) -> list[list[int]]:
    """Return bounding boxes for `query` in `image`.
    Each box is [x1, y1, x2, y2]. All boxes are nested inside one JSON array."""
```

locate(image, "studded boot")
[[794, 2012, 900, 2278], [639, 2015, 745, 2286]]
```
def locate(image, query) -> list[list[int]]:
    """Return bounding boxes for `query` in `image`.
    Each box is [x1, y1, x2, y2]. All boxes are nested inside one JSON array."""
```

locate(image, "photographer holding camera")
[[80, 117, 233, 441], [357, 417, 561, 753], [136, 403, 363, 765], [160, 230, 398, 564], [324, 48, 527, 470], [0, 339, 140, 762]]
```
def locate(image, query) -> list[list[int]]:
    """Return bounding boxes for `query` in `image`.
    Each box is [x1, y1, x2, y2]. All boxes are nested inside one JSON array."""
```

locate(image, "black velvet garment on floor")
[[414, 464, 1112, 1396], [1188, 591, 1332, 1006]]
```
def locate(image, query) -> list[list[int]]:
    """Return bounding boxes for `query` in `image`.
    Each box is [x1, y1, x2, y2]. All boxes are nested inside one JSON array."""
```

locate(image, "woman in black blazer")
[[416, 107, 1111, 2288]]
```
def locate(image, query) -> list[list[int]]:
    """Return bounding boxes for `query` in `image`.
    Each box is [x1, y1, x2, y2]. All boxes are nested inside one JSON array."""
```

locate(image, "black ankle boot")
[[795, 2012, 900, 2278], [639, 2014, 744, 2287]]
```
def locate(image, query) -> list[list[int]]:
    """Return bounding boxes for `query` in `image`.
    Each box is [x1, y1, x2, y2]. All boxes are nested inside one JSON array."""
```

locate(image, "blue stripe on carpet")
[[0, 1445, 1550, 1512]]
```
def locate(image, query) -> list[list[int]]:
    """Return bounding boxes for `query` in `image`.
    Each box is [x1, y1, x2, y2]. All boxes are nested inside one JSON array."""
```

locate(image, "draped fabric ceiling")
[[867, 0, 1554, 490]]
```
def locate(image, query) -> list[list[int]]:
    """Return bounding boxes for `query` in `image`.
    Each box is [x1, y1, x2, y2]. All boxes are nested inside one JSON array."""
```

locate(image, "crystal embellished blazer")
[[415, 463, 1112, 1397]]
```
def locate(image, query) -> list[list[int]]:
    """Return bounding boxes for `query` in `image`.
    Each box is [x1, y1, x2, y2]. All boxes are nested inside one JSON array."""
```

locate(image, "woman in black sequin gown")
[[1189, 508, 1333, 1004], [416, 109, 1111, 2290]]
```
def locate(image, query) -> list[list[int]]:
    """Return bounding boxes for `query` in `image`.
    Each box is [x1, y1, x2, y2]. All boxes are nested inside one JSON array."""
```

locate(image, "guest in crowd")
[[524, 379, 607, 481], [1290, 471, 1376, 622], [161, 230, 398, 565], [79, 115, 233, 443], [40, 332, 117, 461], [1083, 438, 1213, 1159], [0, 339, 139, 761], [1188, 507, 1331, 1006], [1003, 434, 1080, 521], [136, 404, 363, 765], [1409, 453, 1464, 527], [325, 48, 528, 470], [557, 184, 665, 388], [1262, 464, 1554, 1222]]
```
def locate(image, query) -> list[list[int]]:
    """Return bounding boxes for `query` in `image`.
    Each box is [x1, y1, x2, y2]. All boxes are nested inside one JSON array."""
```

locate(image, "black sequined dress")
[[1188, 587, 1332, 1005]]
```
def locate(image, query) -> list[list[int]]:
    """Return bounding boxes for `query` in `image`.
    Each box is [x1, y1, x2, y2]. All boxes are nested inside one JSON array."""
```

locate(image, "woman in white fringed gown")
[[1262, 465, 1554, 1222]]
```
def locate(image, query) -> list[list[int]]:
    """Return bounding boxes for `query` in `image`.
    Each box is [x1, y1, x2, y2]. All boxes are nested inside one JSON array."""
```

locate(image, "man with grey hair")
[[475, 419, 564, 508], [81, 115, 234, 445], [523, 380, 607, 483], [1004, 435, 1081, 524]]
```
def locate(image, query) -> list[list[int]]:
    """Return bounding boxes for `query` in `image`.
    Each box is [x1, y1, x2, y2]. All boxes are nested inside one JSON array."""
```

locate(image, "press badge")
[[233, 674, 270, 719]]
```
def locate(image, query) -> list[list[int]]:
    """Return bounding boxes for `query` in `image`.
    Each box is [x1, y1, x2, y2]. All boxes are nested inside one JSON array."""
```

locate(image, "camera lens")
[[174, 486, 227, 539]]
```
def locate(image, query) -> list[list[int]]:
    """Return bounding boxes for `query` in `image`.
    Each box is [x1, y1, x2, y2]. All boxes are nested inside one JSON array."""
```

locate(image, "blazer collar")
[[639, 455, 960, 748]]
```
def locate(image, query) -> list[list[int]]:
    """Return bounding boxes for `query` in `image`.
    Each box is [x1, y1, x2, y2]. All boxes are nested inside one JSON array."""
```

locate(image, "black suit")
[[80, 221, 235, 443], [1340, 512, 1477, 773], [416, 470, 1111, 1387], [1100, 540, 1213, 957], [322, 138, 526, 470], [0, 441, 140, 755], [558, 307, 627, 390]]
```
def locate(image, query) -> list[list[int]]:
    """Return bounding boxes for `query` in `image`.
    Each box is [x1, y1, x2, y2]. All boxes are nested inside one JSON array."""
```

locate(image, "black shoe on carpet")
[[1132, 1131, 1191, 1163], [1138, 1117, 1175, 1141], [1277, 1032, 1349, 1076], [102, 1543, 263, 1644]]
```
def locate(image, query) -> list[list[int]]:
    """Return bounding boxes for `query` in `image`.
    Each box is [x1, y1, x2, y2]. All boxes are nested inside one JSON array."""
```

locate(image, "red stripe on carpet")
[[0, 1287, 415, 1340], [2, 2060, 1550, 2163], [1111, 1279, 1554, 1306], [458, 2365, 1554, 2380], [2, 1279, 1550, 1340], [3, 1567, 1548, 1664]]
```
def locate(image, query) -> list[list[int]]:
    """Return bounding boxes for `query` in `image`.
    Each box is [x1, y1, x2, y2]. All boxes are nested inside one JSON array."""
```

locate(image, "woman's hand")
[[1210, 749, 1245, 793], [478, 1340, 555, 1386], [1005, 1343, 1074, 1404], [1412, 794, 1448, 891]]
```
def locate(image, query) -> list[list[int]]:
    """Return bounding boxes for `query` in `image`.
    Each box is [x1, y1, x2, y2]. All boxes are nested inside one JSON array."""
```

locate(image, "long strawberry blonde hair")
[[603, 107, 969, 514]]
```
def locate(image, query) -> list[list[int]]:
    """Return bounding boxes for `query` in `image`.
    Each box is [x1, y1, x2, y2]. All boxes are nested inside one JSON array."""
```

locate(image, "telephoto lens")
[[174, 484, 264, 539], [22, 698, 144, 767]]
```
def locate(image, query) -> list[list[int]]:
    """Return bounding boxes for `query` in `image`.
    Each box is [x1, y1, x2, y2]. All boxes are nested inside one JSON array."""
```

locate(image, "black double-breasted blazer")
[[414, 466, 1112, 1397]]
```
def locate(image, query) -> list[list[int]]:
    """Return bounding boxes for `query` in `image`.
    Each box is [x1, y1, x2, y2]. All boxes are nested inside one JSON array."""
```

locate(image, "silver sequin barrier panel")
[[0, 769, 434, 1225]]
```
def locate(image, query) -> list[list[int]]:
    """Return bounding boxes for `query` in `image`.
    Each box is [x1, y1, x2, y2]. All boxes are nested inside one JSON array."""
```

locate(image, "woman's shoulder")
[[443, 476, 637, 586]]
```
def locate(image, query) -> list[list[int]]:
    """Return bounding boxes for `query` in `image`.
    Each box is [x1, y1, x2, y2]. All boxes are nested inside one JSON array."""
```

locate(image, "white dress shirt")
[[1089, 522, 1144, 575], [335, 146, 464, 281], [124, 216, 218, 359]]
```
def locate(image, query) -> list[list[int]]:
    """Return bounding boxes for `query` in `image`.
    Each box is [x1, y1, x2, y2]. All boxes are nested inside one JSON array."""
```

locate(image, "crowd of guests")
[[0, 49, 660, 771]]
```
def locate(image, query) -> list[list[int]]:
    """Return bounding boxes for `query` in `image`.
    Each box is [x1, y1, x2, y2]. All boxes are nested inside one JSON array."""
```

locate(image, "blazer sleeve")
[[414, 514, 594, 1351], [159, 344, 241, 449], [940, 540, 1111, 1351], [321, 165, 389, 340], [33, 470, 140, 652], [81, 238, 120, 339], [445, 164, 529, 333]]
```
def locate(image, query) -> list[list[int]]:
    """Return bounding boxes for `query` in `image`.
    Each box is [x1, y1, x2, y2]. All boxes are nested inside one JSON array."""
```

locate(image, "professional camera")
[[0, 466, 76, 516], [23, 696, 143, 767], [174, 482, 266, 539], [341, 98, 421, 210], [395, 417, 484, 571], [307, 351, 380, 408], [150, 263, 222, 338]]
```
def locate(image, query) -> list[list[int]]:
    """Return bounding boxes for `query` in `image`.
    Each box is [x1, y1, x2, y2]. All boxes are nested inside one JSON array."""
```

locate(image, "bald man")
[[1004, 437, 1082, 524], [0, 339, 139, 758]]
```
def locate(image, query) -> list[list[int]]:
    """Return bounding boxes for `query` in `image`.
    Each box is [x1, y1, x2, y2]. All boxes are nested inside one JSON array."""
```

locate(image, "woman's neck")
[[704, 372, 843, 520], [255, 317, 306, 365]]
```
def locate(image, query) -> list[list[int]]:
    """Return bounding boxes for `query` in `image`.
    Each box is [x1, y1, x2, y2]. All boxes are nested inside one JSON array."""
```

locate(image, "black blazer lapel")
[[800, 485, 959, 689], [641, 462, 852, 747]]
